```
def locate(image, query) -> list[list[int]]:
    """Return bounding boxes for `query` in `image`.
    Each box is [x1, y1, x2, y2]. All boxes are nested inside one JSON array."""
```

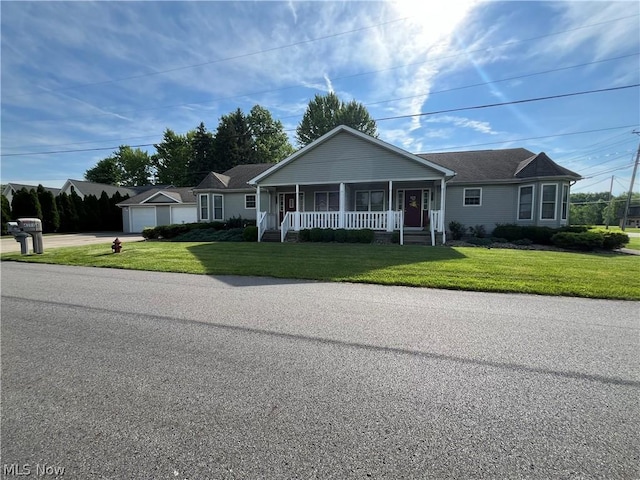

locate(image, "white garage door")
[[171, 205, 197, 225], [131, 207, 157, 233]]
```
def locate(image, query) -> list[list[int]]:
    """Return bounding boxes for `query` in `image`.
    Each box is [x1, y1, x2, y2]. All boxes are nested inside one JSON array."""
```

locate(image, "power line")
[[3, 86, 638, 158], [375, 84, 639, 122]]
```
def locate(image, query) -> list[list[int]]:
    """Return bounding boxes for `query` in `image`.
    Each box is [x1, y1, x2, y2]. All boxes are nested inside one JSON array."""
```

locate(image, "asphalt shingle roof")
[[416, 148, 581, 183], [117, 187, 196, 206], [5, 183, 61, 196], [194, 163, 274, 190]]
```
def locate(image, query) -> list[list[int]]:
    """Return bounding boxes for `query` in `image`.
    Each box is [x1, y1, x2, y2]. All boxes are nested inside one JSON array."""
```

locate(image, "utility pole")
[[621, 131, 640, 231], [605, 175, 614, 229]]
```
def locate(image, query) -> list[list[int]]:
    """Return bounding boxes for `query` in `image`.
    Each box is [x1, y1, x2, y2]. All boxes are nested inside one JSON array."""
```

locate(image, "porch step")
[[403, 232, 431, 245], [260, 230, 281, 242]]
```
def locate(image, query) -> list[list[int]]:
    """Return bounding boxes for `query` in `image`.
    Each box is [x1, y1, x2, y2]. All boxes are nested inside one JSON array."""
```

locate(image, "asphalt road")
[[1, 263, 638, 479]]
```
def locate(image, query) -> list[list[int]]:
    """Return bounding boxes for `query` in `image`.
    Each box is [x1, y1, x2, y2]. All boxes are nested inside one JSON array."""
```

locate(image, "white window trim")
[[517, 185, 535, 221], [212, 194, 224, 221], [561, 184, 569, 221], [422, 189, 431, 211], [540, 183, 557, 221], [278, 192, 305, 212], [313, 191, 339, 212], [245, 194, 256, 209], [463, 187, 482, 207], [355, 189, 386, 212], [199, 194, 209, 221]]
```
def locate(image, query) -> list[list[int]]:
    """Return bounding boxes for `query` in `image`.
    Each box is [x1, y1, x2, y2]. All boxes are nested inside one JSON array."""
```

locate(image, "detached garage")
[[118, 188, 197, 233]]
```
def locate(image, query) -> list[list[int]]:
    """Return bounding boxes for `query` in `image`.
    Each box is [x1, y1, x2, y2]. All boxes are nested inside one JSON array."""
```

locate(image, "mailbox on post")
[[6, 218, 44, 254]]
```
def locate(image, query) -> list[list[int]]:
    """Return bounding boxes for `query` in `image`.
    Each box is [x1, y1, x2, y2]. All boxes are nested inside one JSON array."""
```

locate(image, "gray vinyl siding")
[[223, 192, 258, 221], [121, 208, 131, 233], [445, 184, 518, 233], [258, 131, 444, 186], [156, 206, 171, 226]]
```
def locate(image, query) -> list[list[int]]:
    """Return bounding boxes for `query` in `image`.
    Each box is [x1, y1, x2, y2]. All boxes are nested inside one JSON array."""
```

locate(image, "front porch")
[[257, 209, 445, 245]]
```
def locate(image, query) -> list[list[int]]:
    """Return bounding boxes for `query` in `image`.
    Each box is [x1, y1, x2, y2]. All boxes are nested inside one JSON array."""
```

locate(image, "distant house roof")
[[3, 183, 61, 196], [61, 179, 171, 199], [417, 148, 581, 183], [194, 163, 275, 191], [117, 187, 196, 206]]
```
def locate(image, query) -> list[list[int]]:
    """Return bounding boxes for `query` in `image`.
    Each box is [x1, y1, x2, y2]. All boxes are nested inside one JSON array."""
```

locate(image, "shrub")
[[298, 229, 311, 242], [491, 237, 508, 243], [492, 224, 557, 245], [467, 237, 492, 246], [448, 221, 466, 240], [242, 226, 258, 242], [551, 232, 603, 251], [142, 227, 159, 240], [309, 228, 324, 242], [334, 228, 348, 243], [358, 229, 374, 244], [172, 228, 244, 242], [602, 232, 629, 250], [390, 231, 400, 244], [513, 238, 533, 246], [321, 228, 335, 242], [469, 224, 487, 238], [346, 230, 361, 243]]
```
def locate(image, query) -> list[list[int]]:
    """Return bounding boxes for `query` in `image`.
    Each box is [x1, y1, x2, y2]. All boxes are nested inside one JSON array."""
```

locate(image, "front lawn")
[[2, 242, 639, 300]]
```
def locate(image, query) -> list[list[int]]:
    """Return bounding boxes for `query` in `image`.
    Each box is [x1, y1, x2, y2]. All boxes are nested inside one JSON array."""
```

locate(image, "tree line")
[[569, 191, 640, 226], [85, 94, 378, 187], [2, 187, 127, 234]]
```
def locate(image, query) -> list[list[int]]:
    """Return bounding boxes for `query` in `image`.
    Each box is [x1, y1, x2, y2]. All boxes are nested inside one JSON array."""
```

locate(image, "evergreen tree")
[[212, 108, 254, 171], [98, 191, 112, 230], [1, 195, 11, 234], [295, 92, 377, 146], [186, 122, 215, 185], [56, 192, 78, 232], [82, 194, 100, 231], [37, 185, 60, 233], [11, 188, 42, 219], [69, 191, 85, 231]]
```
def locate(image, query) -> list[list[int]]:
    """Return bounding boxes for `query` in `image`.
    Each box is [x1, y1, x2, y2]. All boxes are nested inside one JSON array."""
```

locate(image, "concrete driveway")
[[0, 232, 145, 254]]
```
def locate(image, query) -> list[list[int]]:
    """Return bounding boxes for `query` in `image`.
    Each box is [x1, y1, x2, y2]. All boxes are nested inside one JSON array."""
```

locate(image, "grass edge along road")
[[2, 241, 639, 300]]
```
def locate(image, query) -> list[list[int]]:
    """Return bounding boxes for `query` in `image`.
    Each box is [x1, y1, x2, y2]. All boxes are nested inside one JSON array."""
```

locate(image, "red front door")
[[404, 190, 422, 227], [280, 193, 297, 223]]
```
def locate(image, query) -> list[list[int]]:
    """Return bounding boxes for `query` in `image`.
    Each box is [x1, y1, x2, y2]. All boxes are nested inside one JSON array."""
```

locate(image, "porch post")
[[440, 178, 447, 244], [295, 183, 300, 231], [256, 186, 262, 242], [339, 183, 345, 228], [387, 180, 394, 232]]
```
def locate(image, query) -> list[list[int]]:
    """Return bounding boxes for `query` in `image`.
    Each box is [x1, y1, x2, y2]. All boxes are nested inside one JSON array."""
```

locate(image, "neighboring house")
[[60, 179, 163, 200], [620, 205, 640, 228], [118, 187, 197, 233], [2, 183, 61, 205], [248, 125, 581, 244], [193, 163, 275, 224]]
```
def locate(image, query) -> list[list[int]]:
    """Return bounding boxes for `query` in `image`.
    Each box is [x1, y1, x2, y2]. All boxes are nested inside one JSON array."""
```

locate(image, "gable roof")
[[417, 148, 581, 183], [194, 163, 274, 191], [249, 125, 456, 185], [62, 179, 141, 198], [116, 187, 196, 206]]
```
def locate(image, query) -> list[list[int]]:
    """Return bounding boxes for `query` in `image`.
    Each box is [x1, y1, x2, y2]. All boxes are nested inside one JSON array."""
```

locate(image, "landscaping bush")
[[298, 229, 311, 242], [513, 238, 533, 246], [492, 224, 558, 245], [467, 237, 492, 246], [226, 216, 255, 229], [309, 228, 324, 242], [602, 232, 629, 250], [321, 228, 335, 243], [172, 228, 244, 242], [551, 232, 603, 251], [469, 224, 487, 238], [390, 231, 400, 244], [242, 226, 258, 242], [334, 228, 348, 243], [448, 221, 466, 240], [142, 227, 159, 240], [491, 237, 508, 243], [357, 229, 374, 244]]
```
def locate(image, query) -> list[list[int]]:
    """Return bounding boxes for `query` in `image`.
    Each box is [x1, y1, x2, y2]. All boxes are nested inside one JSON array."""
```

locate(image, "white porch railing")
[[257, 211, 267, 242], [429, 210, 444, 246], [279, 211, 405, 242]]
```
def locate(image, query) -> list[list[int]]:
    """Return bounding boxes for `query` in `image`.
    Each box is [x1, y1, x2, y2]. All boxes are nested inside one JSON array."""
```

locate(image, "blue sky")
[[1, 1, 639, 195]]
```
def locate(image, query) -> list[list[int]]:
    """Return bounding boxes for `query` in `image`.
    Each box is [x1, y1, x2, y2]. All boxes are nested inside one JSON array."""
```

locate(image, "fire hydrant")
[[111, 238, 122, 253]]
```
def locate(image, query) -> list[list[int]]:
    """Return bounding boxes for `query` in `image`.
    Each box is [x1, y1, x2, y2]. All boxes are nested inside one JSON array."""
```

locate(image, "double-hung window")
[[245, 194, 256, 209], [199, 194, 209, 221], [213, 194, 223, 221], [561, 185, 569, 221], [540, 184, 557, 220], [518, 186, 534, 220], [463, 188, 482, 206]]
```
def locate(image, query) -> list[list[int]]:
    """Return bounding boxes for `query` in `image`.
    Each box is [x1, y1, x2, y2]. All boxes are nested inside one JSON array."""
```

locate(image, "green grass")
[[2, 241, 639, 300]]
